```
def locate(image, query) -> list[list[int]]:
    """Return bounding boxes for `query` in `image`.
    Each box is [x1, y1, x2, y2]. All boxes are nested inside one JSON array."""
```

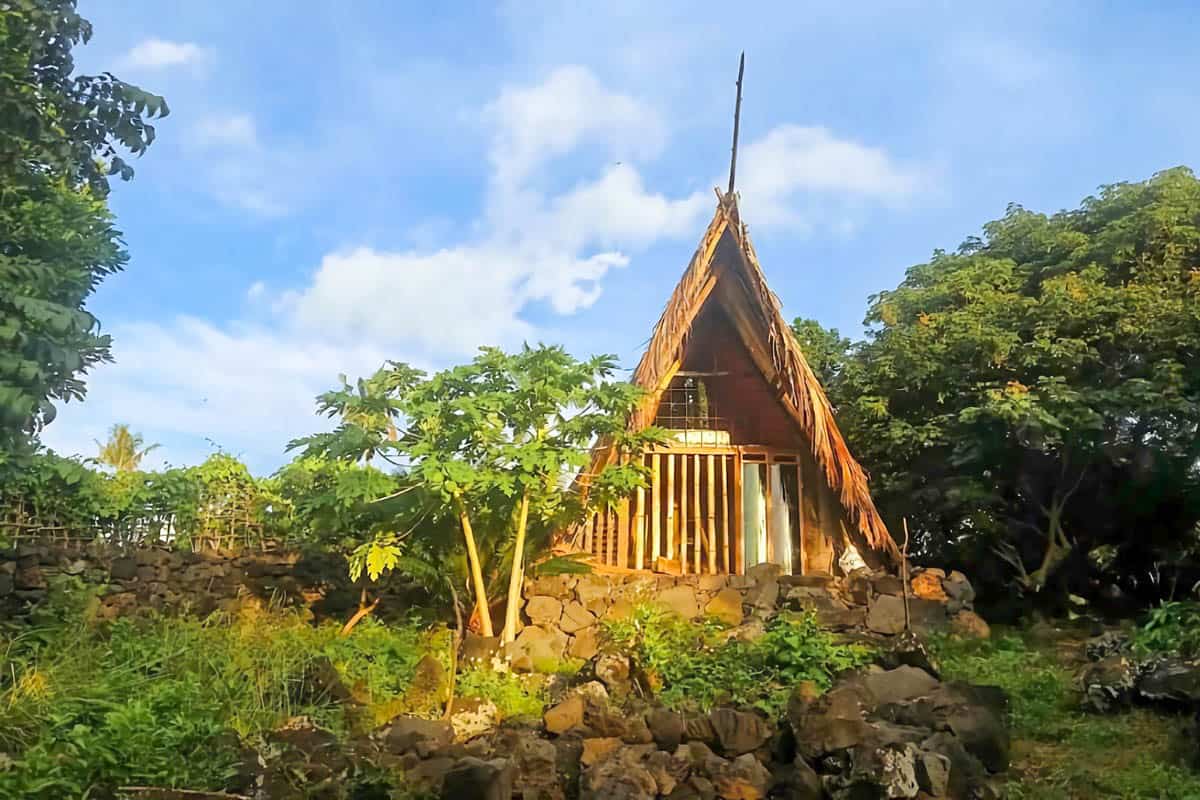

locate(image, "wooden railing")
[[575, 449, 741, 574]]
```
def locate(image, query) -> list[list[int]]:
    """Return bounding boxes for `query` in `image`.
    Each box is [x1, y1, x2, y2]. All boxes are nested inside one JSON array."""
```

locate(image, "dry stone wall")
[[0, 540, 390, 621], [506, 563, 987, 670]]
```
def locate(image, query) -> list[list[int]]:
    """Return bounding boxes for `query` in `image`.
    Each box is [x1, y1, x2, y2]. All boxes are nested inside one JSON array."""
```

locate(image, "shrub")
[[1133, 600, 1200, 659], [601, 605, 872, 714]]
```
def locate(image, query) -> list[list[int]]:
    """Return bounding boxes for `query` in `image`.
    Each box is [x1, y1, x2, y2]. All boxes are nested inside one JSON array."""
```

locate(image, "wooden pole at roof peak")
[[727, 52, 745, 196]]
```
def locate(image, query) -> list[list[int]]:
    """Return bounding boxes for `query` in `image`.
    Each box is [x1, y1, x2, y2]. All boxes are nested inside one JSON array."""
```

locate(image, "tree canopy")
[[804, 167, 1200, 608], [0, 0, 167, 450]]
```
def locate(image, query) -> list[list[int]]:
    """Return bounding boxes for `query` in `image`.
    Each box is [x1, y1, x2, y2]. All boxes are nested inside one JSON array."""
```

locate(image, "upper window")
[[654, 374, 729, 433]]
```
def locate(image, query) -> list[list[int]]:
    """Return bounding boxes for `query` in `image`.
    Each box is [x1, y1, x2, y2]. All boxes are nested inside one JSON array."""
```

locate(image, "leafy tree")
[[94, 423, 159, 472], [791, 318, 852, 388], [824, 168, 1200, 605], [0, 1, 167, 449], [293, 346, 661, 640], [466, 346, 663, 643]]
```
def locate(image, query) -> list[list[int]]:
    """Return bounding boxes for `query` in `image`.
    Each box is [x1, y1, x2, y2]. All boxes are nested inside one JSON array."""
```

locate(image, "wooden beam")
[[796, 463, 806, 576], [634, 484, 646, 571], [583, 512, 594, 556], [720, 455, 731, 574], [700, 453, 710, 573], [679, 453, 688, 574], [616, 497, 630, 569], [665, 454, 676, 560], [693, 453, 702, 575], [764, 461, 773, 565], [651, 454, 661, 564], [734, 450, 745, 575]]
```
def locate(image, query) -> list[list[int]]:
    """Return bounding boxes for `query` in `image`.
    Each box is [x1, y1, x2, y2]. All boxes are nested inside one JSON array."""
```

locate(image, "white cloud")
[[485, 65, 667, 191], [193, 114, 258, 149], [123, 38, 209, 70], [47, 66, 931, 470], [737, 125, 926, 226], [280, 68, 709, 358], [185, 113, 294, 216]]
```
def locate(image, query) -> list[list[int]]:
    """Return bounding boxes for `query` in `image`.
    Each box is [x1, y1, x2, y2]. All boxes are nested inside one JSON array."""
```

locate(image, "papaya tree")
[[294, 346, 663, 641], [467, 345, 664, 644]]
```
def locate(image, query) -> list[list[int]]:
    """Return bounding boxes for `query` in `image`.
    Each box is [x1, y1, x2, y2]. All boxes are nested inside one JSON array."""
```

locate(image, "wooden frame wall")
[[578, 444, 809, 575]]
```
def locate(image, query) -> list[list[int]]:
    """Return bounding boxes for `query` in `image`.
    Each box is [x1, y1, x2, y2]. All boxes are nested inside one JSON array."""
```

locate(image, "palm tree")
[[95, 424, 160, 472]]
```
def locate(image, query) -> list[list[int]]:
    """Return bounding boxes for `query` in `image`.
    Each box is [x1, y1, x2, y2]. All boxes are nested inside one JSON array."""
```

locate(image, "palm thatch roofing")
[[590, 190, 899, 559]]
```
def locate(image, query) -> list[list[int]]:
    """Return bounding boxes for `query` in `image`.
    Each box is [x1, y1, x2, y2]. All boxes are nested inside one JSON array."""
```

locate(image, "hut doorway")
[[740, 452, 804, 574]]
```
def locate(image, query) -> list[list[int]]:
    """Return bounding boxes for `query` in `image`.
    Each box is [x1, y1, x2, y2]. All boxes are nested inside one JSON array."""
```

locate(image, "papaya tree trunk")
[[339, 584, 378, 637], [502, 488, 531, 644], [456, 496, 494, 637]]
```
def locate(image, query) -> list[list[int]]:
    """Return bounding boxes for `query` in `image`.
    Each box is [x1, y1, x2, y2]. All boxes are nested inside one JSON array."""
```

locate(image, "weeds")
[[601, 605, 872, 714], [0, 579, 440, 798], [1133, 600, 1200, 659]]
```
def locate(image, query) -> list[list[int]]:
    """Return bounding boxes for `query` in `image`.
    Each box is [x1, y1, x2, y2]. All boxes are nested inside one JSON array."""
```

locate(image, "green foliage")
[[292, 346, 663, 640], [0, 580, 440, 798], [791, 318, 852, 388], [601, 605, 872, 714], [454, 667, 549, 719], [813, 168, 1200, 600], [1133, 600, 1200, 659], [0, 1, 167, 447], [0, 449, 408, 551]]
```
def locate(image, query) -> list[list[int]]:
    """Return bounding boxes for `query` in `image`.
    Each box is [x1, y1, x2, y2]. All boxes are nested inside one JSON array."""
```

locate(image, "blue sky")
[[44, 1, 1200, 472]]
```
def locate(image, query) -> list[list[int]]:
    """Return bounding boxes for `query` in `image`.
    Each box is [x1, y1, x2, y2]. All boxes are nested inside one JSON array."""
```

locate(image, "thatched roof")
[[595, 191, 898, 559]]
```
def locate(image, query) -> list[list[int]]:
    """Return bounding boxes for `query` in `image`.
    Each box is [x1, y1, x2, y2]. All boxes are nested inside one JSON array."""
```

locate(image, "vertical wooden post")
[[733, 451, 745, 575], [764, 460, 773, 564], [706, 454, 717, 574], [796, 463, 807, 576], [583, 513, 594, 556], [665, 454, 676, 560], [651, 454, 662, 564], [692, 453, 702, 575], [598, 511, 607, 563], [634, 484, 646, 570], [608, 508, 618, 566], [720, 453, 729, 573], [679, 454, 689, 574], [616, 497, 630, 569]]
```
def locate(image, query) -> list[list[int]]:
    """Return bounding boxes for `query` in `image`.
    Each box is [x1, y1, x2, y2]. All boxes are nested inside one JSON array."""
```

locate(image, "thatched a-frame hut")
[[567, 189, 899, 575]]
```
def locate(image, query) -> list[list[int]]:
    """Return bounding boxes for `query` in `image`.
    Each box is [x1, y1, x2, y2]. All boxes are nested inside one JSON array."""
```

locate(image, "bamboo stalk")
[[666, 454, 676, 560], [733, 451, 745, 575], [680, 453, 689, 574], [693, 453, 702, 574], [700, 453, 710, 573], [720, 455, 730, 573], [616, 497, 630, 569], [634, 484, 646, 570], [651, 454, 662, 563]]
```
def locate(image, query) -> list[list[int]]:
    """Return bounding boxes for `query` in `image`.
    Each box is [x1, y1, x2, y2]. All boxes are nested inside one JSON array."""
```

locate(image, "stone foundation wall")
[[508, 564, 985, 669], [0, 540, 390, 621]]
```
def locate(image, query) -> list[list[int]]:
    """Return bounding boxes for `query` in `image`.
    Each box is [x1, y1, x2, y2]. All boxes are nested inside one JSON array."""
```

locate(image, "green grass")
[[932, 630, 1200, 799], [0, 578, 445, 799]]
